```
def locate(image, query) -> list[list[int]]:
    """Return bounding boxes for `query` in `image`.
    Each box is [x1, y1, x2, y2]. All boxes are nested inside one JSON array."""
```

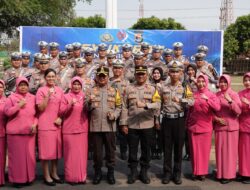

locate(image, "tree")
[[131, 16, 185, 30], [224, 14, 250, 60], [68, 15, 106, 28], [0, 0, 92, 36]]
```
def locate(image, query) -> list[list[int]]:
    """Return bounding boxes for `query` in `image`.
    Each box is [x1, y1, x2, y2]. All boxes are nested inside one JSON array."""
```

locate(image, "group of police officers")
[[2, 40, 218, 185]]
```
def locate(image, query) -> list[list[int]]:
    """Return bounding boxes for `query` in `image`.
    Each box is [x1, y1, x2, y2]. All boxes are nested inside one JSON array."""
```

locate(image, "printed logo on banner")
[[100, 33, 114, 42], [134, 31, 143, 43], [117, 30, 127, 42]]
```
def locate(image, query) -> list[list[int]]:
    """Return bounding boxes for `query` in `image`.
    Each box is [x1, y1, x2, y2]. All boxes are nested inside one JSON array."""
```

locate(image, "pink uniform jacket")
[[0, 86, 7, 137], [238, 73, 250, 133], [213, 74, 242, 131], [36, 85, 63, 131], [4, 77, 37, 134], [187, 74, 220, 133], [60, 77, 88, 134]]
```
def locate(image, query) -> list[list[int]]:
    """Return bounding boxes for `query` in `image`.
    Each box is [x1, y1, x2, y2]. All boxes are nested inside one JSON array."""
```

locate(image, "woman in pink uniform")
[[213, 74, 241, 184], [0, 80, 7, 187], [187, 74, 220, 181], [238, 72, 250, 184], [36, 68, 64, 186], [4, 77, 37, 188], [60, 76, 88, 185]]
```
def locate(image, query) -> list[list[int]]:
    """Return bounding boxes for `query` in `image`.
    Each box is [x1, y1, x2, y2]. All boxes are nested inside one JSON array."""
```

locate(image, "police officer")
[[159, 60, 194, 185], [56, 51, 75, 93], [106, 50, 117, 78], [95, 43, 108, 65], [197, 45, 209, 55], [29, 54, 51, 94], [74, 58, 95, 92], [123, 46, 137, 83], [146, 45, 167, 79], [38, 41, 48, 54], [172, 42, 189, 67], [49, 42, 60, 70], [3, 52, 23, 95], [87, 66, 121, 184], [120, 65, 161, 184], [124, 50, 145, 83], [65, 44, 74, 59], [163, 48, 173, 65], [194, 52, 218, 92], [140, 42, 151, 62], [109, 59, 129, 160], [86, 66, 121, 185], [84, 48, 99, 80], [21, 51, 35, 77], [32, 53, 42, 71], [72, 42, 82, 60], [65, 44, 74, 67]]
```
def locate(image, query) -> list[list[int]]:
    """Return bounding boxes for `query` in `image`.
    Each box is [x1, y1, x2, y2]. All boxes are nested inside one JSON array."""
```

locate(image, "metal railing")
[[224, 59, 250, 74]]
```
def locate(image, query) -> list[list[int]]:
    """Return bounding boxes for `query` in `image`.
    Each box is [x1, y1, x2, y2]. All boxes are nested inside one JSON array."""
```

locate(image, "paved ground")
[[1, 146, 250, 190]]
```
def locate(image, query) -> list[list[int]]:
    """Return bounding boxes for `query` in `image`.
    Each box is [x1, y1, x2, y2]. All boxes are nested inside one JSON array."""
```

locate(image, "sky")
[[75, 0, 250, 30]]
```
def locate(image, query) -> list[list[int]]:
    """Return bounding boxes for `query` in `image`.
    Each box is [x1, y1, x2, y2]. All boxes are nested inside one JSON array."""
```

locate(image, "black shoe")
[[120, 152, 127, 160], [44, 179, 56, 186], [107, 169, 116, 185], [51, 176, 64, 184], [68, 182, 78, 186], [191, 174, 197, 181], [242, 177, 250, 184], [139, 168, 150, 184], [173, 174, 182, 185], [220, 179, 231, 184], [13, 183, 25, 188], [93, 170, 102, 185], [198, 175, 206, 181], [162, 173, 171, 184], [127, 168, 138, 184], [183, 154, 190, 161]]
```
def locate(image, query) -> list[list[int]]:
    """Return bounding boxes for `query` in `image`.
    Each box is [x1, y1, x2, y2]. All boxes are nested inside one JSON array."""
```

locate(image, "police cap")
[[173, 42, 183, 50], [96, 66, 109, 76], [22, 51, 31, 59], [49, 42, 59, 50], [168, 60, 184, 71], [135, 65, 147, 74], [11, 52, 22, 60], [112, 59, 124, 68]]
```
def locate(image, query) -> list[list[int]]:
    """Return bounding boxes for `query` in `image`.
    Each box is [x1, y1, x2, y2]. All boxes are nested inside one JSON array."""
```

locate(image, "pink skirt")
[[215, 130, 239, 179], [38, 130, 62, 160], [7, 134, 36, 183], [63, 133, 88, 182], [189, 131, 212, 175], [239, 132, 250, 177], [0, 137, 5, 185]]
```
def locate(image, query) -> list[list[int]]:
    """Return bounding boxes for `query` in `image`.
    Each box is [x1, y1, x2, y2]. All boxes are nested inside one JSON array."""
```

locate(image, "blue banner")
[[20, 26, 223, 74]]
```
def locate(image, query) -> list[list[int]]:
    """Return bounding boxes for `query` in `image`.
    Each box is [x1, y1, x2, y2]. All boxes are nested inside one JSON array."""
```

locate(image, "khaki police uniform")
[[86, 66, 121, 183], [159, 60, 194, 184], [120, 65, 161, 184]]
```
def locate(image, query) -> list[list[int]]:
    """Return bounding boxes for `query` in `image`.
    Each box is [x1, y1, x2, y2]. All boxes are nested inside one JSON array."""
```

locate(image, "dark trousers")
[[116, 119, 128, 153], [151, 127, 162, 153], [128, 128, 153, 169], [92, 132, 116, 170], [162, 116, 185, 175], [184, 130, 190, 155]]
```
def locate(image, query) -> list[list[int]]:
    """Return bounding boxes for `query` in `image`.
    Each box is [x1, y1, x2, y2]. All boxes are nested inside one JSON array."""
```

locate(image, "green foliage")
[[224, 14, 250, 60], [131, 16, 185, 30], [68, 15, 106, 28], [0, 0, 92, 36]]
